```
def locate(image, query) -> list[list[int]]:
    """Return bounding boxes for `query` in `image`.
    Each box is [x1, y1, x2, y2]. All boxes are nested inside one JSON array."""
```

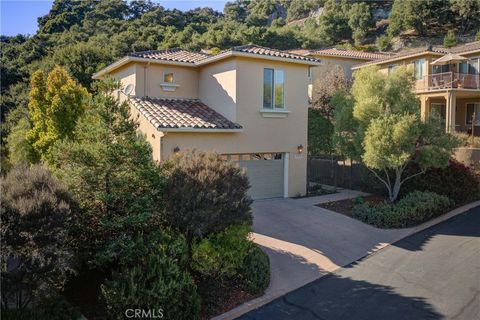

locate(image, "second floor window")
[[163, 72, 174, 83], [414, 59, 425, 80], [263, 68, 284, 109]]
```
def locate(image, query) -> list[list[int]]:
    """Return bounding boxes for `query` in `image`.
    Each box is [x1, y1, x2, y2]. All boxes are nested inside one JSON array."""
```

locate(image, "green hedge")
[[240, 246, 270, 294], [352, 191, 453, 228]]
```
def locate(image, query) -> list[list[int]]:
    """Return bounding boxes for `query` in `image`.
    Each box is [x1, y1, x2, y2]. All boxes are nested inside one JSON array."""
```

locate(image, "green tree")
[[317, 0, 351, 45], [7, 118, 39, 165], [348, 2, 371, 46], [308, 108, 334, 156], [450, 0, 480, 33], [224, 0, 250, 22], [51, 78, 164, 265], [43, 42, 114, 89], [477, 30, 480, 41], [334, 66, 458, 202], [26, 66, 89, 163], [387, 0, 428, 36], [443, 30, 457, 48], [287, 0, 324, 21]]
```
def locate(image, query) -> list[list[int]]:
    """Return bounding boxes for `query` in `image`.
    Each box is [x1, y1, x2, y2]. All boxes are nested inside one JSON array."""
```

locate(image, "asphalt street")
[[237, 206, 480, 320]]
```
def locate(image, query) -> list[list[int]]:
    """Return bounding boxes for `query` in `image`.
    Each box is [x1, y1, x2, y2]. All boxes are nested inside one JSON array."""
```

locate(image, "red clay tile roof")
[[128, 48, 211, 63], [130, 97, 242, 130], [229, 44, 320, 63], [449, 41, 480, 54], [354, 41, 480, 69], [302, 48, 390, 60]]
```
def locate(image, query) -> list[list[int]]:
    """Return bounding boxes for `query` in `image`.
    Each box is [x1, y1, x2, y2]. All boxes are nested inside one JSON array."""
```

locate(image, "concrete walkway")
[[213, 189, 480, 320]]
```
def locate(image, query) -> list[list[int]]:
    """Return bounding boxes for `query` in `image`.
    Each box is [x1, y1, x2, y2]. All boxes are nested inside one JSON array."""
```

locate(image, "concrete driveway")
[[214, 190, 480, 320], [238, 206, 480, 320]]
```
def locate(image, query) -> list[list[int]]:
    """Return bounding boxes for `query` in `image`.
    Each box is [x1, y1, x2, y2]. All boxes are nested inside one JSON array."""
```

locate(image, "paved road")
[[237, 206, 480, 320]]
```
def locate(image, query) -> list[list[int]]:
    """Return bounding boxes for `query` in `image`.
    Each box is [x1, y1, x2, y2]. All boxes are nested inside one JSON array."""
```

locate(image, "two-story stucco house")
[[352, 41, 480, 134], [93, 45, 321, 199]]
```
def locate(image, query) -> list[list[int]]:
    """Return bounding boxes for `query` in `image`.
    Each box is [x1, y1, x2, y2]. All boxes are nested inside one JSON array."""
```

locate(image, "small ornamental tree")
[[27, 66, 89, 163], [1, 164, 76, 308], [333, 66, 458, 202], [51, 78, 164, 266], [443, 30, 457, 48], [162, 151, 253, 254]]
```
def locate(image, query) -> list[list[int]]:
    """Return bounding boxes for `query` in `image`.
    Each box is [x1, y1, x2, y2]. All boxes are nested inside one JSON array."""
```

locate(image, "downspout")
[[143, 62, 150, 97]]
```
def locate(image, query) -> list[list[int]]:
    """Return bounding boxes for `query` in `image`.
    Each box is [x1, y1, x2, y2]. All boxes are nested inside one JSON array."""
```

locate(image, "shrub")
[[454, 132, 480, 148], [352, 191, 453, 228], [191, 224, 253, 279], [443, 30, 457, 48], [240, 247, 270, 294], [162, 151, 253, 252], [401, 160, 479, 205], [375, 35, 392, 51], [1, 164, 76, 309], [101, 231, 200, 320], [1, 299, 80, 320]]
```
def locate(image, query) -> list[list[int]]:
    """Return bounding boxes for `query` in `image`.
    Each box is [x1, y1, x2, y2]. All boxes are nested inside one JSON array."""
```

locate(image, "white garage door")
[[226, 153, 285, 200]]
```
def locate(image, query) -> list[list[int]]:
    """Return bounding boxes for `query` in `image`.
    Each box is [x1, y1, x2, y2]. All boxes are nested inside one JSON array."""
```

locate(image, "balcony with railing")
[[421, 72, 480, 91]]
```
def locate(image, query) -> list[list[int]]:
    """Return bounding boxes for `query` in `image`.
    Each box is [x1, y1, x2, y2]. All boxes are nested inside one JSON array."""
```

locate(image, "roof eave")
[[158, 127, 243, 133], [92, 56, 197, 79], [196, 51, 322, 66], [352, 51, 445, 70]]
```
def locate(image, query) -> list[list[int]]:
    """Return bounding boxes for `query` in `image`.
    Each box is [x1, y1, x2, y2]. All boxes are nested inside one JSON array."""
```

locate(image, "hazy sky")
[[0, 0, 229, 36]]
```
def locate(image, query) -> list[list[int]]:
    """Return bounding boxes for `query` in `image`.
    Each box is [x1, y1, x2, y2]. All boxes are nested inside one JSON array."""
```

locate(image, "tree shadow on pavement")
[[237, 273, 442, 320]]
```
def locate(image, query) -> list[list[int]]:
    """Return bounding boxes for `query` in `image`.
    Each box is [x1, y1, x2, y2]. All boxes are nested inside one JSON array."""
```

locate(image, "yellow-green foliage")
[[27, 66, 89, 162], [351, 66, 418, 125], [363, 114, 420, 170]]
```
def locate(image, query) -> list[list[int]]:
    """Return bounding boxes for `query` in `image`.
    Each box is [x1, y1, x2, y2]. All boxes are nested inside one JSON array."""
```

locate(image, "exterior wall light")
[[297, 145, 304, 154], [173, 146, 180, 153]]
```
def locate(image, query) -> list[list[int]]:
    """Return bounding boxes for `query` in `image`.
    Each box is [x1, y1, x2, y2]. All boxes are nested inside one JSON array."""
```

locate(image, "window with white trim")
[[466, 103, 480, 125], [263, 68, 284, 109]]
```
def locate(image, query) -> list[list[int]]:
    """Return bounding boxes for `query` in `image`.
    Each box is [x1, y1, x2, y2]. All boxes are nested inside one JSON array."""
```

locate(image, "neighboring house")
[[93, 45, 321, 199], [290, 48, 390, 101], [352, 41, 480, 134]]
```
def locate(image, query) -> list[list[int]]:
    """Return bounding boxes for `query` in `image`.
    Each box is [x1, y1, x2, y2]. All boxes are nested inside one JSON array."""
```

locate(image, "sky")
[[0, 0, 229, 36]]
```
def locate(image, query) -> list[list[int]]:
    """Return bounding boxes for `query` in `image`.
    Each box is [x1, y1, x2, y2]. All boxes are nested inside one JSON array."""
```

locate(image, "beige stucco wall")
[[199, 58, 237, 121], [158, 57, 309, 197], [136, 63, 199, 99], [111, 62, 199, 99], [111, 63, 138, 95]]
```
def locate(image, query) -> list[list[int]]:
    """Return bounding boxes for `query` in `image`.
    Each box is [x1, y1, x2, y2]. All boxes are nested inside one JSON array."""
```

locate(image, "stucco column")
[[420, 96, 429, 121], [446, 91, 456, 133]]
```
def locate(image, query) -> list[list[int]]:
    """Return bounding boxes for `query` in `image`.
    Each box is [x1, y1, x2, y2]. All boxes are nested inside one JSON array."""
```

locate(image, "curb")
[[212, 200, 480, 320]]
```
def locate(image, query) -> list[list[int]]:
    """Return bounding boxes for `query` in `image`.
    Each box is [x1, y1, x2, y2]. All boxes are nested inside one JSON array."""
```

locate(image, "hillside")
[[1, 0, 479, 128]]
